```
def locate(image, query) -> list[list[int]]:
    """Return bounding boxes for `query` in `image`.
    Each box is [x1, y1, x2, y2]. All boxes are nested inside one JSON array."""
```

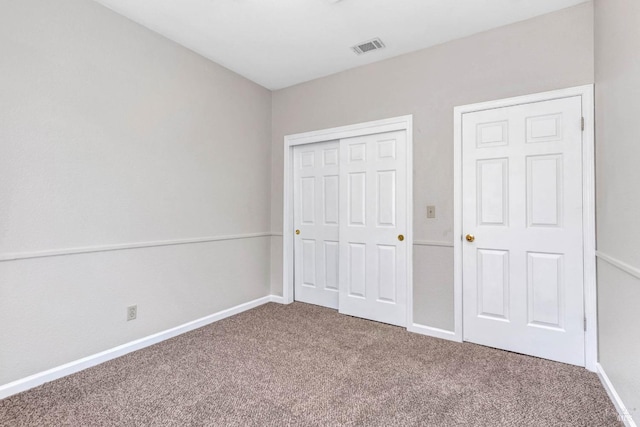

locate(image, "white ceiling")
[[94, 0, 588, 90]]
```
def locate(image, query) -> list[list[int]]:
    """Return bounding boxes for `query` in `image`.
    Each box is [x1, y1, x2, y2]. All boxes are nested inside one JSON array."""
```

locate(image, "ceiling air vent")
[[352, 38, 385, 55]]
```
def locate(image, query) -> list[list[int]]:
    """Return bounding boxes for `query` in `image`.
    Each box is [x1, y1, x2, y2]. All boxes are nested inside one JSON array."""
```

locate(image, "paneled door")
[[338, 130, 407, 327], [462, 97, 585, 366], [293, 141, 340, 309]]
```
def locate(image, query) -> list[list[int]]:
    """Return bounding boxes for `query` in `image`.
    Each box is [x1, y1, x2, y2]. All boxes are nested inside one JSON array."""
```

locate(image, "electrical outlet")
[[427, 205, 436, 219], [127, 305, 137, 321]]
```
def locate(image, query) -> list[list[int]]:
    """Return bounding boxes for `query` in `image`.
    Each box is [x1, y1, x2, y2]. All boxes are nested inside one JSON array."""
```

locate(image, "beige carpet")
[[0, 302, 619, 426]]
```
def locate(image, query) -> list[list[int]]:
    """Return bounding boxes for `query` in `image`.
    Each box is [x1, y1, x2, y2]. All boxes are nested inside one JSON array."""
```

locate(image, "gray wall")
[[595, 0, 640, 421], [3, 0, 622, 403], [270, 2, 595, 330], [0, 0, 272, 385]]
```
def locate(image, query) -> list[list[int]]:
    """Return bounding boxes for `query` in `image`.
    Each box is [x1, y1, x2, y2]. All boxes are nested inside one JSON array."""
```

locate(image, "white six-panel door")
[[338, 131, 407, 326], [293, 141, 340, 309], [462, 96, 585, 366]]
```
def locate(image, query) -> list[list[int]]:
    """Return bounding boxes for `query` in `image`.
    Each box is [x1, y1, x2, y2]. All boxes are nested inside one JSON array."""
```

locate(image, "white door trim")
[[283, 115, 414, 326], [453, 85, 597, 372]]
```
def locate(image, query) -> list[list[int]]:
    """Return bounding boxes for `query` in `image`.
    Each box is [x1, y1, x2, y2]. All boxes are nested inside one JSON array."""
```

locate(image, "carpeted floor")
[[0, 302, 620, 426]]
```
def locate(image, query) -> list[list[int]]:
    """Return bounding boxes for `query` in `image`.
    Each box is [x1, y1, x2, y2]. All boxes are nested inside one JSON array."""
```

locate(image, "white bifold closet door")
[[293, 141, 340, 309], [338, 130, 407, 327], [292, 131, 408, 327], [462, 96, 585, 366]]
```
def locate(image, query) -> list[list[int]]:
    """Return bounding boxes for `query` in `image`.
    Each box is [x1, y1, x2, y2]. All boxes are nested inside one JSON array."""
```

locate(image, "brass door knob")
[[398, 234, 405, 241], [465, 234, 475, 242], [295, 229, 300, 235]]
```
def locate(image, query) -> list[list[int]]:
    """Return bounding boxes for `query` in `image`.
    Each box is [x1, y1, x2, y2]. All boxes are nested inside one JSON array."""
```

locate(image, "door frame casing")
[[453, 85, 597, 371], [283, 115, 414, 327]]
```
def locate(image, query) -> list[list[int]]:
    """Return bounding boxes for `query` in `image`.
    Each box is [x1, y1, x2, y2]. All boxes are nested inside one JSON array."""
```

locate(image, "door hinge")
[[581, 117, 585, 131], [584, 317, 587, 331]]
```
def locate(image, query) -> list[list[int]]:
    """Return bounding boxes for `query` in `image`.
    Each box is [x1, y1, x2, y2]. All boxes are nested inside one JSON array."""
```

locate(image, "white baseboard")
[[597, 363, 637, 427], [0, 295, 279, 400], [407, 323, 461, 342], [269, 295, 286, 304]]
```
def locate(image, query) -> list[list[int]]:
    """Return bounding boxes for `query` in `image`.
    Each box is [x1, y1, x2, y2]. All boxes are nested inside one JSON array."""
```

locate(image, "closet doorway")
[[283, 116, 413, 327]]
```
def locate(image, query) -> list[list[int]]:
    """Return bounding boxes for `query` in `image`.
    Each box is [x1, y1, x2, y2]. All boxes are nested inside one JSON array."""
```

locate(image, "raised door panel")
[[377, 138, 396, 159], [348, 243, 366, 298], [477, 249, 510, 321], [301, 151, 315, 168], [477, 159, 508, 226], [301, 177, 315, 224], [377, 171, 396, 227], [476, 121, 509, 148], [348, 173, 366, 226], [323, 148, 339, 166], [302, 239, 316, 287], [349, 143, 366, 163], [526, 113, 563, 143], [323, 175, 339, 225], [527, 252, 564, 329], [527, 155, 562, 227], [377, 245, 396, 303], [324, 241, 339, 291]]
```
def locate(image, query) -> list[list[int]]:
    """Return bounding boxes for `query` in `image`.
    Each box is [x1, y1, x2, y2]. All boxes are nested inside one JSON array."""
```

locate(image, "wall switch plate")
[[127, 305, 137, 321], [427, 205, 436, 219]]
